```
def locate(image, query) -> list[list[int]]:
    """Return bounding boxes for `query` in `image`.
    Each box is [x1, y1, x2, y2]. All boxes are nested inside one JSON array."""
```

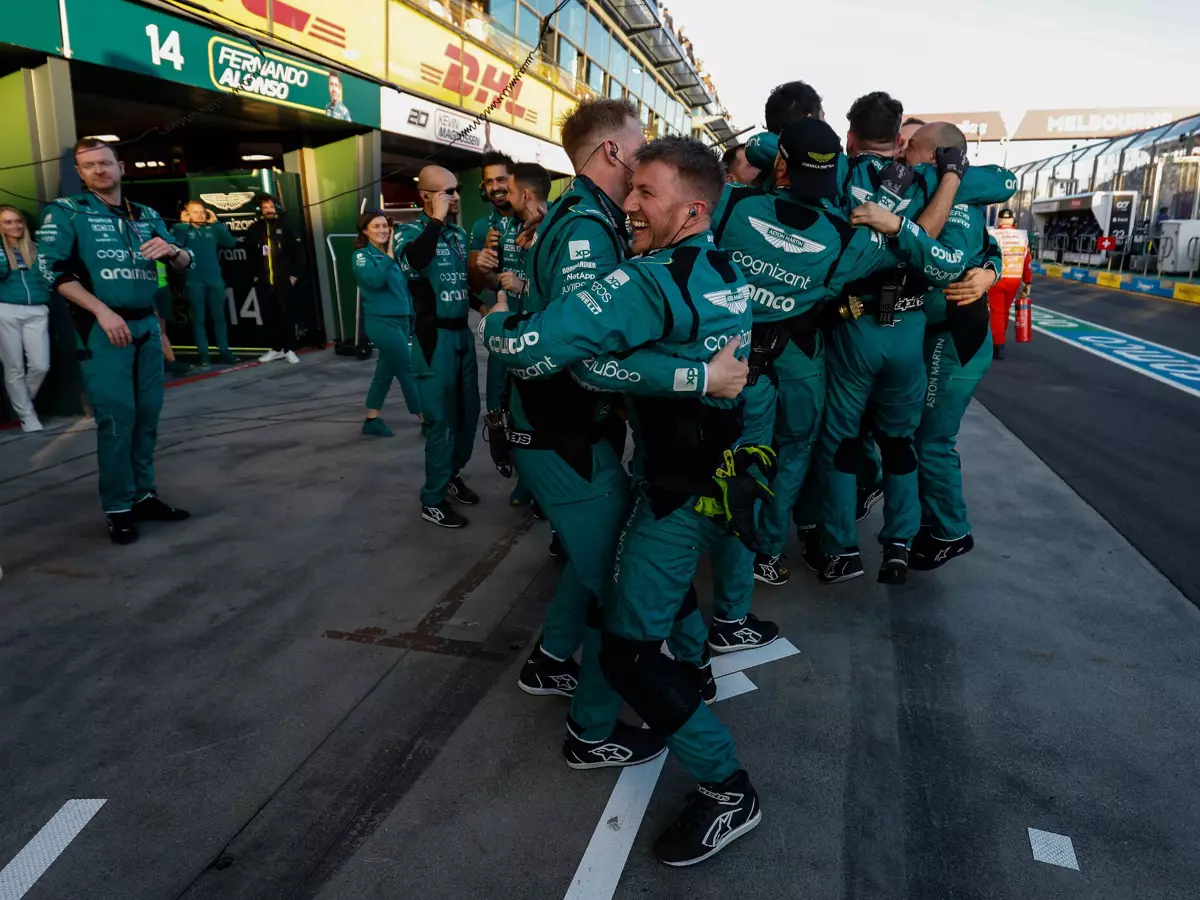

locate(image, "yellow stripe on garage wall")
[[1045, 265, 1064, 278], [1096, 271, 1123, 289]]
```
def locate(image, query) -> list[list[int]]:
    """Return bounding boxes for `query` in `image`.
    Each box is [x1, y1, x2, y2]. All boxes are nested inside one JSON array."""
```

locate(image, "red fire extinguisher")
[[1015, 292, 1032, 343]]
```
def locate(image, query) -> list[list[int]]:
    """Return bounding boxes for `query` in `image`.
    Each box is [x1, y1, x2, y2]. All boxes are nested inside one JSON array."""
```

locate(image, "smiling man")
[[37, 138, 194, 544], [484, 136, 771, 867]]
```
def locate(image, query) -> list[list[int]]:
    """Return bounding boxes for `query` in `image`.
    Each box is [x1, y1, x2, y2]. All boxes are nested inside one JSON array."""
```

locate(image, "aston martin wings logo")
[[199, 192, 256, 211], [748, 217, 826, 254], [704, 285, 752, 314], [850, 186, 911, 213], [808, 151, 836, 163]]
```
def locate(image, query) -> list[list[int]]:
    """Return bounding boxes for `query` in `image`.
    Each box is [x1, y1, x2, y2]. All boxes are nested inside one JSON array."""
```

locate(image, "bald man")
[[394, 166, 480, 527]]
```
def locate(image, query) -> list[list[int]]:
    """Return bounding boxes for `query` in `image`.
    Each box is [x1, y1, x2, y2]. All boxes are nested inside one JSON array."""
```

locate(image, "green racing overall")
[[36, 193, 189, 513], [394, 212, 478, 508], [916, 202, 1001, 544], [170, 219, 236, 363], [817, 156, 1015, 555], [483, 230, 759, 782]]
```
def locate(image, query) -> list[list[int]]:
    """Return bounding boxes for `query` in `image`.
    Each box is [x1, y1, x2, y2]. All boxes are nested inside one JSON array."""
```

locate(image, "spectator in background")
[[353, 211, 420, 437], [171, 200, 237, 367], [246, 194, 305, 365], [721, 145, 761, 186], [0, 205, 51, 432]]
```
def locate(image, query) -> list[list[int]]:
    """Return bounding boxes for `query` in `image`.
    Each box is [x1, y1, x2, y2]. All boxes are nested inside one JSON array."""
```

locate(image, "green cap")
[[744, 132, 779, 170]]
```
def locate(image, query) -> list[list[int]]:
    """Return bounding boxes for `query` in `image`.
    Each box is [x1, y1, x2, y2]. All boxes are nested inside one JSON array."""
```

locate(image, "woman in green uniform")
[[352, 211, 420, 436]]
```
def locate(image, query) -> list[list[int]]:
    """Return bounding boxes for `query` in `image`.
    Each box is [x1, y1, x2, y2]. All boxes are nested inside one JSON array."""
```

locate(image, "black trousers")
[[261, 282, 297, 352]]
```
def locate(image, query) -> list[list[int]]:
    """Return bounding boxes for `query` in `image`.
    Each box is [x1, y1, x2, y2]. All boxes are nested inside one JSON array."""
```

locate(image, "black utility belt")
[[505, 421, 606, 451], [109, 307, 157, 321], [860, 295, 925, 326], [861, 297, 924, 314], [435, 316, 469, 331]]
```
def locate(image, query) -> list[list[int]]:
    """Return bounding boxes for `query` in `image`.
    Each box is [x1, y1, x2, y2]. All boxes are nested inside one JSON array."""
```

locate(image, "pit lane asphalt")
[[975, 276, 1200, 607]]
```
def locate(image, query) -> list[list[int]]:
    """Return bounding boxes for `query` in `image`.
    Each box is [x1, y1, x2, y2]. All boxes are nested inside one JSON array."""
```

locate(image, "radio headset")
[[478, 182, 490, 203]]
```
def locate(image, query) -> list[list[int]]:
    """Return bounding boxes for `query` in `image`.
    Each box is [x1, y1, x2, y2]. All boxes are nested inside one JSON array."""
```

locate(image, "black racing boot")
[[878, 543, 910, 584], [911, 531, 975, 571], [563, 718, 666, 770], [107, 511, 139, 545], [993, 343, 1006, 360], [447, 475, 479, 505], [753, 552, 788, 586], [548, 530, 564, 558], [856, 485, 883, 522], [421, 504, 468, 528], [818, 552, 864, 585], [517, 641, 579, 697], [707, 614, 780, 654], [654, 769, 762, 866], [132, 494, 191, 522], [530, 500, 547, 521]]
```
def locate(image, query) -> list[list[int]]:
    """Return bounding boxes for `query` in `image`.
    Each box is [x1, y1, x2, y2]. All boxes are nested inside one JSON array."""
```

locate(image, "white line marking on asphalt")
[[1028, 827, 1080, 870], [0, 800, 106, 900], [564, 640, 801, 900], [562, 673, 758, 900], [711, 637, 800, 679], [1030, 305, 1200, 401], [713, 671, 756, 702]]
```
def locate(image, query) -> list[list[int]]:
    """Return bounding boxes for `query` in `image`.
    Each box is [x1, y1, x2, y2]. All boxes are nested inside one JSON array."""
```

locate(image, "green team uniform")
[[470, 211, 523, 412], [817, 157, 1015, 555], [353, 243, 420, 415], [487, 175, 633, 738], [170, 220, 236, 363], [916, 202, 1001, 541], [394, 212, 477, 507], [484, 230, 755, 782], [710, 183, 893, 567], [36, 193, 189, 513]]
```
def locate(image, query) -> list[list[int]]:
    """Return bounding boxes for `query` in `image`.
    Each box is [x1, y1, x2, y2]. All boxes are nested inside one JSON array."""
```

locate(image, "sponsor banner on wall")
[[1013, 107, 1200, 141], [386, 1, 574, 143], [163, 0, 387, 79], [380, 90, 572, 172], [65, 0, 381, 126], [906, 111, 1007, 141]]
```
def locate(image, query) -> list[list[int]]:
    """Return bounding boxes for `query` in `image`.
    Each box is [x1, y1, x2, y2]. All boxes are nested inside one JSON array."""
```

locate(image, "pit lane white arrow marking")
[[563, 639, 799, 900], [0, 800, 106, 900]]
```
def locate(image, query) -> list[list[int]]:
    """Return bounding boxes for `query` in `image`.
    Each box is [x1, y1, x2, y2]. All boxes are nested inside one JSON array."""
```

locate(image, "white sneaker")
[[284, 350, 300, 364], [20, 416, 44, 433], [259, 350, 284, 363]]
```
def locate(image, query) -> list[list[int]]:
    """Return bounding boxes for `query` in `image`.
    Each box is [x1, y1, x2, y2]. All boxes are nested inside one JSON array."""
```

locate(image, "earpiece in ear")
[[689, 207, 698, 217], [609, 144, 619, 159]]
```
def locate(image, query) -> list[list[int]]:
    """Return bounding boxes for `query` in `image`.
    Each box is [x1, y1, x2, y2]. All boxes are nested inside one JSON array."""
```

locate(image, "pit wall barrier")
[[1031, 261, 1200, 306]]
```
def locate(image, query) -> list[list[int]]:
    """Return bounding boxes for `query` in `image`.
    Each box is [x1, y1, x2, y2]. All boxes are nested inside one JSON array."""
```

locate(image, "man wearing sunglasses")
[[394, 166, 479, 528]]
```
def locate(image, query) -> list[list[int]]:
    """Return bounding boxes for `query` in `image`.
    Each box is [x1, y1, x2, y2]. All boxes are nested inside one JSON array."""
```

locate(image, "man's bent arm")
[[571, 348, 707, 397]]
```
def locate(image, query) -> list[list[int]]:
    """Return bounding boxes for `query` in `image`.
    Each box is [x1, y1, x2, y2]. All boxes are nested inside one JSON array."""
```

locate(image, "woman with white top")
[[0, 206, 52, 432]]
